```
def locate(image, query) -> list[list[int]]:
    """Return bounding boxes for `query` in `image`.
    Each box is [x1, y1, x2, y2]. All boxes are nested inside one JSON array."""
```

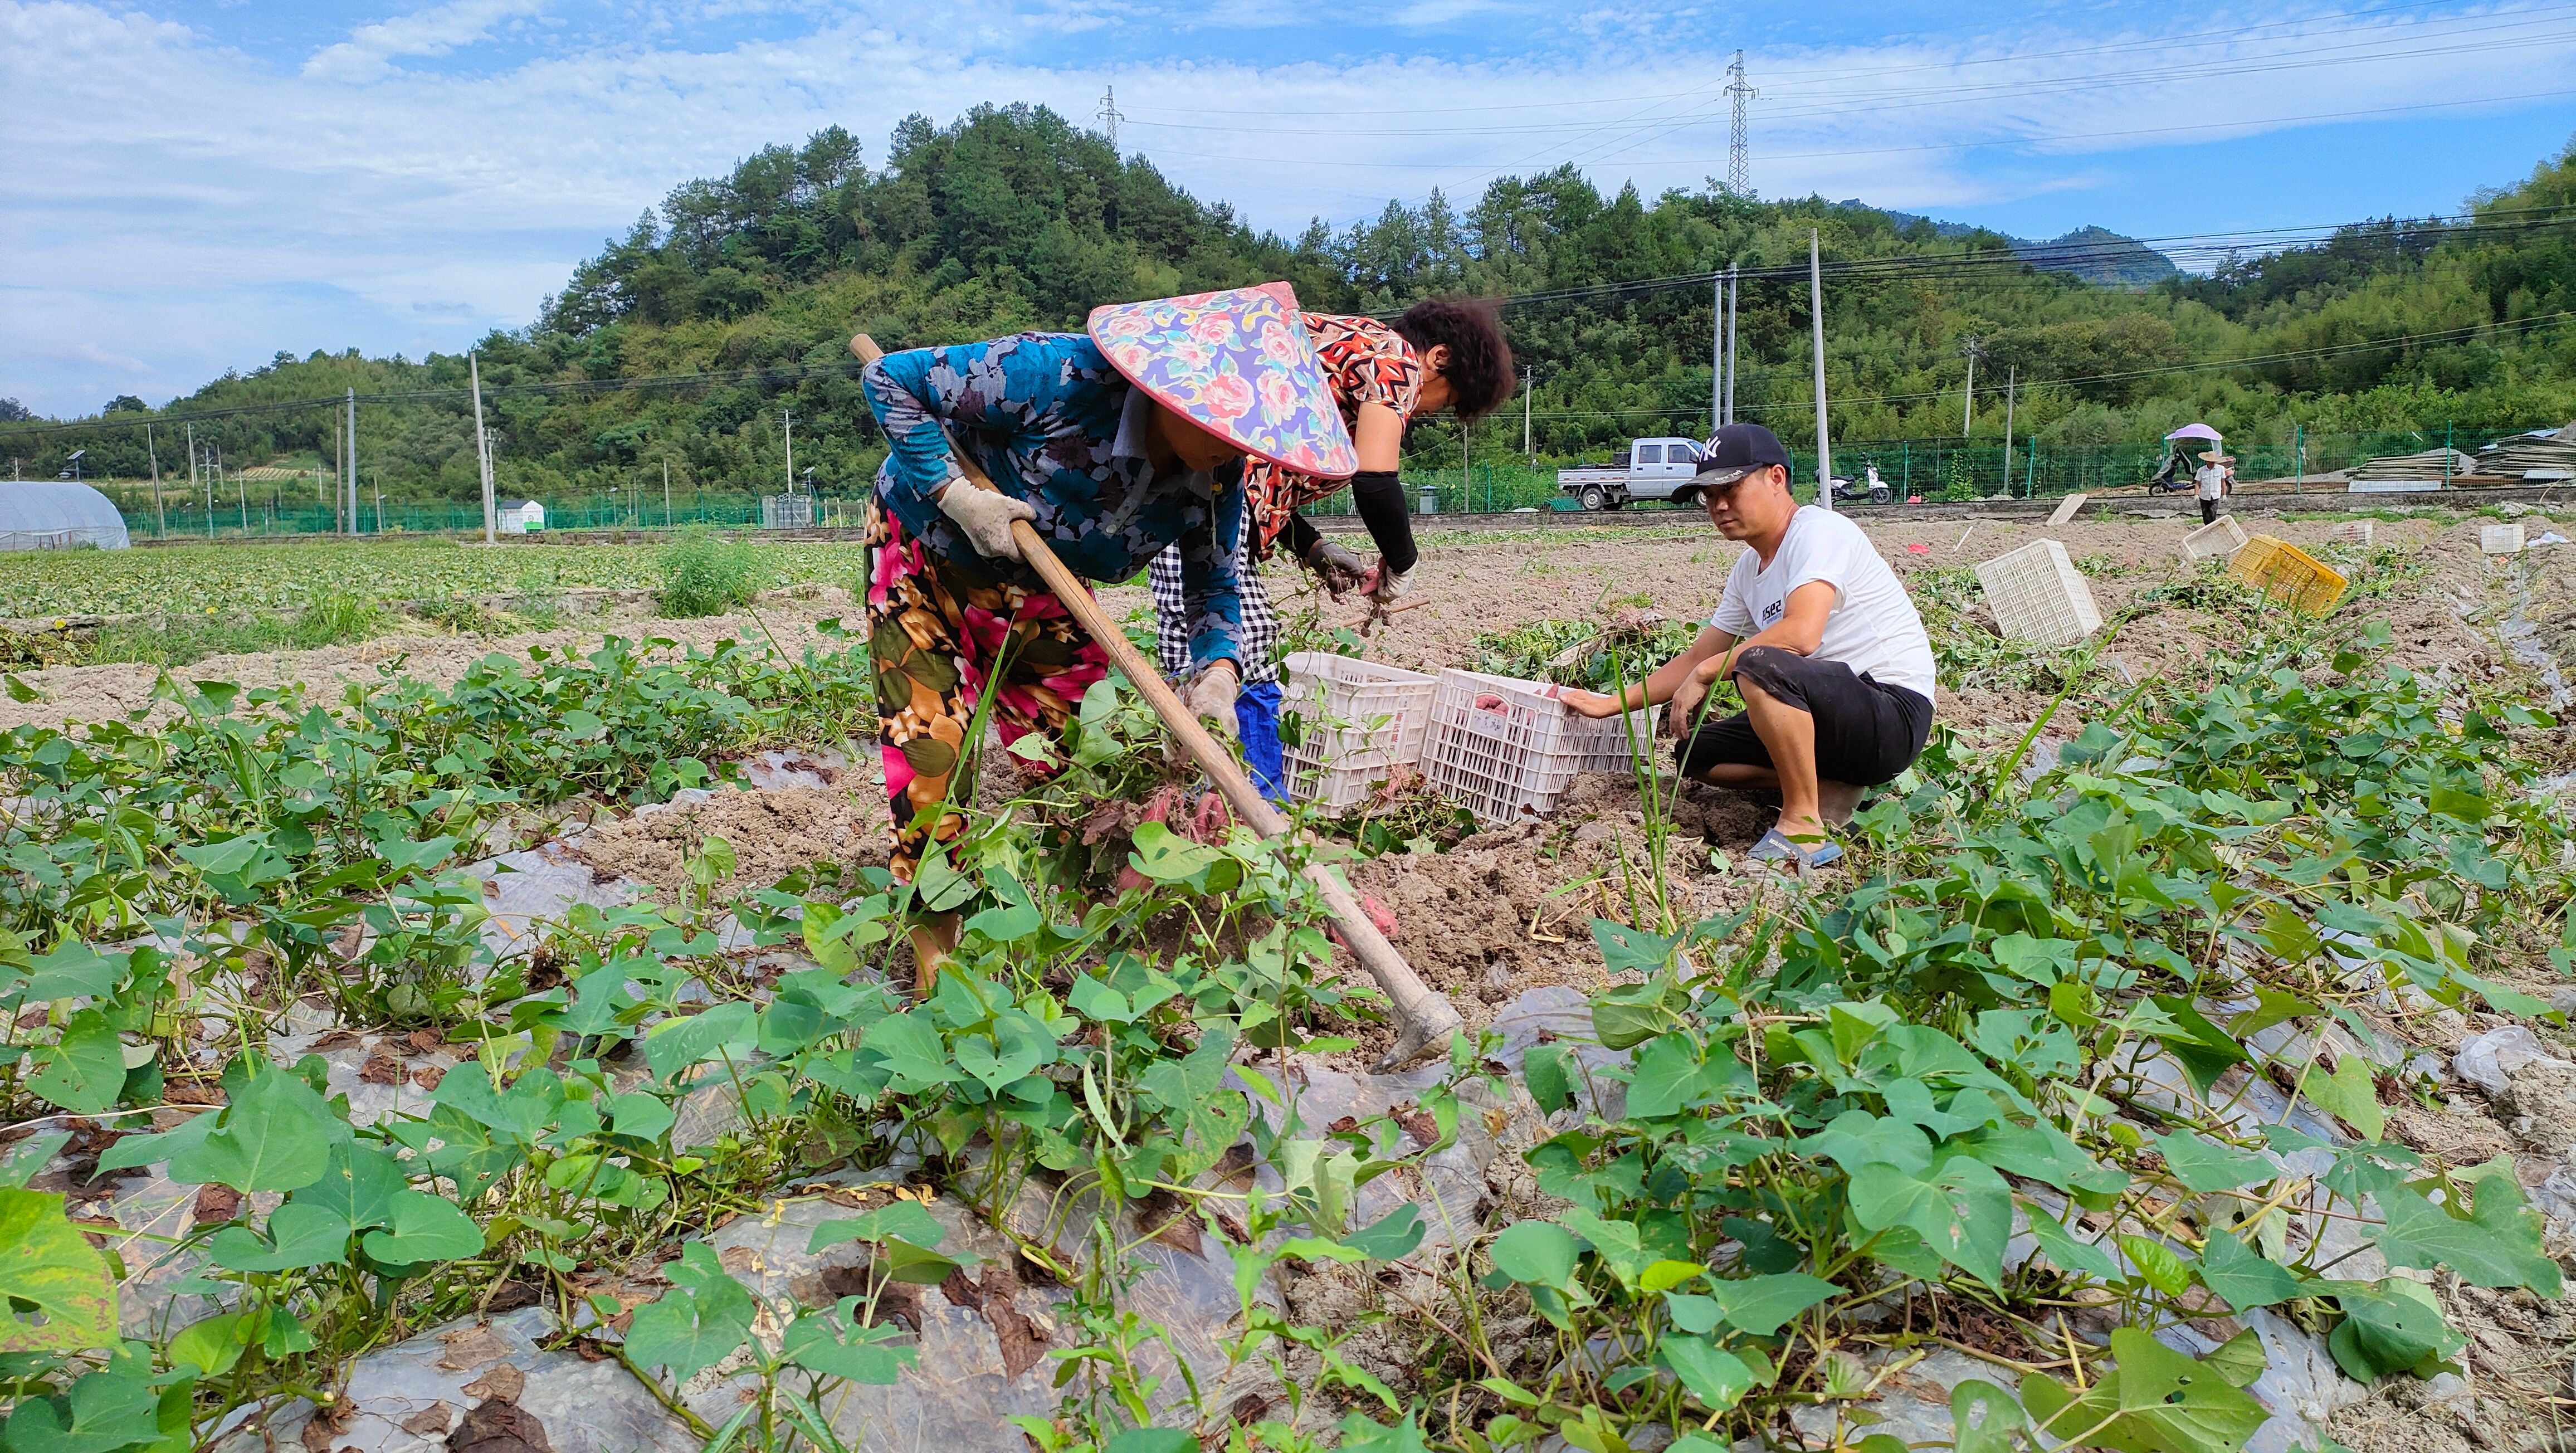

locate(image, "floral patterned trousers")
[[862, 501, 1110, 882]]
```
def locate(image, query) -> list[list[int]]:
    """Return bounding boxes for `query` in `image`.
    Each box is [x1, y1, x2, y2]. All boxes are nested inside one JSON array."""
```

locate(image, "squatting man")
[[1554, 423, 1938, 870]]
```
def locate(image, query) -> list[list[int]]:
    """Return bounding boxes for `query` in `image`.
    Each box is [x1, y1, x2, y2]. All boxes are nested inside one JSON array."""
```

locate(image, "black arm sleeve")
[[1282, 510, 1323, 564], [1348, 471, 1417, 574]]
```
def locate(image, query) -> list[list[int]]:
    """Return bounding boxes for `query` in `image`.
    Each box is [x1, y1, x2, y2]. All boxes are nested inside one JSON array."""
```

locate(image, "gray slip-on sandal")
[[1747, 827, 1844, 869]]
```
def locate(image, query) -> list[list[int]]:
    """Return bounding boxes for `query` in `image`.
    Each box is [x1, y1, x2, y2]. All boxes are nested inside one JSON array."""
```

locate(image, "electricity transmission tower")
[[1097, 86, 1126, 153], [1724, 51, 1755, 196]]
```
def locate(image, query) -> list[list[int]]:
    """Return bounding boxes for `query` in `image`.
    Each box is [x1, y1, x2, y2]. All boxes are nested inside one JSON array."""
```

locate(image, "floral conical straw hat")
[[1087, 282, 1359, 480]]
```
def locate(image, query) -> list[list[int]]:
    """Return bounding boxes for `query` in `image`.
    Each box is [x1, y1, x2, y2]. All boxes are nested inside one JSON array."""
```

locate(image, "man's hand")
[[1549, 686, 1625, 720], [1361, 561, 1414, 603], [1304, 538, 1367, 597], [1184, 662, 1241, 743], [1668, 670, 1713, 738], [936, 481, 1036, 560]]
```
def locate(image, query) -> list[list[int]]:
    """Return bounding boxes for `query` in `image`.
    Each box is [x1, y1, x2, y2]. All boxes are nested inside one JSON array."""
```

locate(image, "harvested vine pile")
[[2, 516, 2573, 1453]]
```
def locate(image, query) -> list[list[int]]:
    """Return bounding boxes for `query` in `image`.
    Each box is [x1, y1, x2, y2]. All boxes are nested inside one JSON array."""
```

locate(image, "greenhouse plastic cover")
[[0, 482, 131, 550]]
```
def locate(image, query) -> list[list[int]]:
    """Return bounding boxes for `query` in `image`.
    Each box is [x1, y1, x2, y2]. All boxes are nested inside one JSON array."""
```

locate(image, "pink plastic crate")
[[1422, 669, 1660, 824]]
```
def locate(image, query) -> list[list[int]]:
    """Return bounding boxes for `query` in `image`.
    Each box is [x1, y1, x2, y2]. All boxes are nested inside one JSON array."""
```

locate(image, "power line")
[[1515, 309, 2576, 423], [1130, 86, 2576, 170]]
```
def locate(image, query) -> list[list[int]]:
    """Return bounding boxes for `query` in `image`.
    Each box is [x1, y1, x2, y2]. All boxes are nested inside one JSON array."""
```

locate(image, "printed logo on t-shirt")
[[1760, 599, 1783, 626]]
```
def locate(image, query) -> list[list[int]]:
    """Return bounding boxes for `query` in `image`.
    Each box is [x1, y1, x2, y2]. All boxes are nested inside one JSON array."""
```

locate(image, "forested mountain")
[[9, 105, 2572, 503]]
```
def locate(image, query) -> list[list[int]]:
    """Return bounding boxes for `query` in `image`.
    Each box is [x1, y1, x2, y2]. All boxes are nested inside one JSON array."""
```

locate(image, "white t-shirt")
[[1707, 506, 1938, 701], [2194, 465, 2228, 500]]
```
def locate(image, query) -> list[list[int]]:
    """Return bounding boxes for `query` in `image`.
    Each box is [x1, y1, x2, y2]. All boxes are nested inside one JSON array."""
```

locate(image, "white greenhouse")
[[0, 482, 131, 550]]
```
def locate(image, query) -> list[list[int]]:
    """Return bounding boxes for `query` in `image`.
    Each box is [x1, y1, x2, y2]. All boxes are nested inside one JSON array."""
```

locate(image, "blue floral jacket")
[[861, 333, 1245, 671]]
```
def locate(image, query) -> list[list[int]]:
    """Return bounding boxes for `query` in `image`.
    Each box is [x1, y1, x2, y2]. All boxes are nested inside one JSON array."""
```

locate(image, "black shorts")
[[1676, 646, 1934, 788]]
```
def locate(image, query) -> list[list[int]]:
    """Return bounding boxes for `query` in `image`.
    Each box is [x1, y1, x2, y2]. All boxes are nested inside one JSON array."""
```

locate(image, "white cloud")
[[303, 0, 549, 83], [303, 0, 554, 83], [1, 0, 2571, 415]]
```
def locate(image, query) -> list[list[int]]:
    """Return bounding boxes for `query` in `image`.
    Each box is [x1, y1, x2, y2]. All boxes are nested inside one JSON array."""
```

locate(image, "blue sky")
[[3, 0, 2571, 418]]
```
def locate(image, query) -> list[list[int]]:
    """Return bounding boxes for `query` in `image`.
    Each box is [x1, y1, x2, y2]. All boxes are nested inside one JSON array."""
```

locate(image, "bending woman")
[[857, 282, 1355, 984], [1146, 299, 1515, 796]]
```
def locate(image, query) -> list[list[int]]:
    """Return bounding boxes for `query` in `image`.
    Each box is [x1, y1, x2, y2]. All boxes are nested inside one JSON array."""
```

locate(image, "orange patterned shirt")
[[1240, 313, 1424, 559]]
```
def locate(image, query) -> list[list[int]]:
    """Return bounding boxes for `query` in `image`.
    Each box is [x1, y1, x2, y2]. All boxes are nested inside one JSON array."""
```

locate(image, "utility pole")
[[147, 423, 164, 539], [2002, 364, 2017, 498], [344, 388, 358, 538], [1711, 269, 1725, 434], [1809, 231, 1833, 512], [471, 352, 496, 545], [663, 454, 672, 524], [1724, 51, 1755, 196], [1960, 339, 1983, 437], [1725, 266, 1740, 426], [782, 410, 795, 494], [191, 424, 212, 539], [1522, 367, 1534, 461]]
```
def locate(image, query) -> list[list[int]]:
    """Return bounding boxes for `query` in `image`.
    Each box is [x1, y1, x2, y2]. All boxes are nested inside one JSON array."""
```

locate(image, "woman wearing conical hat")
[[856, 282, 1356, 983], [1144, 301, 1516, 799]]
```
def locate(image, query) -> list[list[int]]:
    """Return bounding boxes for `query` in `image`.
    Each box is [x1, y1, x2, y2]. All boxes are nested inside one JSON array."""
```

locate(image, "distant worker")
[[856, 283, 1356, 983], [1553, 423, 1936, 871], [2194, 451, 2235, 525], [1146, 301, 1515, 797]]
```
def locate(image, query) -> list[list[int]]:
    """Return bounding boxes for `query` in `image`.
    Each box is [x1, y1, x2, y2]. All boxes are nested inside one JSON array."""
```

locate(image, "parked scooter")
[[2145, 450, 2196, 493], [1828, 464, 1896, 505]]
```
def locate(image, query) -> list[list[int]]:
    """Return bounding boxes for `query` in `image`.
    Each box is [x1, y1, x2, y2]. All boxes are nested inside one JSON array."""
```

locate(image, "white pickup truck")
[[1557, 436, 1706, 510]]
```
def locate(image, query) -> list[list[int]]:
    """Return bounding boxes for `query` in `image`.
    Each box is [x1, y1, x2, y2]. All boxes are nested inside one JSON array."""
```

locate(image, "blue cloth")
[[860, 332, 1246, 671], [1235, 680, 1287, 803]]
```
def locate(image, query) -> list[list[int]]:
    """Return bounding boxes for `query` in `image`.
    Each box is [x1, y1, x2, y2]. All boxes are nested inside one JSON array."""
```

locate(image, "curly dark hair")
[[1392, 298, 1515, 422]]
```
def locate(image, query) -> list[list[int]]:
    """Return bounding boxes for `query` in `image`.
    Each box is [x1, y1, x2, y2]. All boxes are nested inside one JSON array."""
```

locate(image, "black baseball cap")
[[1694, 423, 1793, 485]]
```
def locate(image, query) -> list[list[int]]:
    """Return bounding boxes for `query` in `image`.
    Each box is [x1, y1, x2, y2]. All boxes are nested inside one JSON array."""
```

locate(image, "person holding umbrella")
[[857, 282, 1357, 983]]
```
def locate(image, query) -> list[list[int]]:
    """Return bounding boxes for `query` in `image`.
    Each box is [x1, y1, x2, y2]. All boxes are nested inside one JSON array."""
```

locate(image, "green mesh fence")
[[95, 426, 2544, 538], [104, 492, 872, 542]]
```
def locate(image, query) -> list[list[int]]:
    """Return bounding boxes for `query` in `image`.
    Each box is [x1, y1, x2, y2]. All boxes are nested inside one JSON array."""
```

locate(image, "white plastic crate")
[[1975, 539, 2103, 648], [1422, 669, 1658, 824], [1277, 652, 1437, 808], [2179, 516, 2250, 562], [2483, 522, 2526, 555], [2328, 520, 2374, 545]]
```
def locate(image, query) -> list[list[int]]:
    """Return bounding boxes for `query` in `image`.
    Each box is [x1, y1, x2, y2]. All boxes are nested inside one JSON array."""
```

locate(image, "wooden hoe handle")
[[850, 334, 1462, 1071]]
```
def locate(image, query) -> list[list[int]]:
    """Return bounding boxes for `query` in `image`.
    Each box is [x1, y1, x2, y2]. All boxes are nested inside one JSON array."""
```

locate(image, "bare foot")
[[1773, 811, 1832, 845]]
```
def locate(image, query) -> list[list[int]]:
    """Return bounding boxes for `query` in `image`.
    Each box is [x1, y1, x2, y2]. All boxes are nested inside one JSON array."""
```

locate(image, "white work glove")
[[1183, 662, 1240, 744], [1303, 538, 1367, 598], [1367, 563, 1414, 603], [935, 479, 1036, 562]]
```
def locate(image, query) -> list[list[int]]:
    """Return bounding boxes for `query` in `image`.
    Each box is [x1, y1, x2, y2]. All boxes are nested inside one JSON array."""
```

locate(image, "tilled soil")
[[573, 783, 887, 899], [37, 509, 2576, 1450]]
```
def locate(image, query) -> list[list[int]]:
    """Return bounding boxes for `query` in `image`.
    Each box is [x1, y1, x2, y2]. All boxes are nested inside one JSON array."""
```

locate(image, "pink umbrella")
[[2165, 423, 2223, 443]]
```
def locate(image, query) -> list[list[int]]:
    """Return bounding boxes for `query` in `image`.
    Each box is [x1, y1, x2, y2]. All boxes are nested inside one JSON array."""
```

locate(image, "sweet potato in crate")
[[1422, 669, 1659, 824], [1277, 652, 1438, 808]]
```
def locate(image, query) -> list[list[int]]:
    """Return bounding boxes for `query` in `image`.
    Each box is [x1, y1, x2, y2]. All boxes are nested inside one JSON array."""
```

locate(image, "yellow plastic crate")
[[2227, 534, 2348, 613]]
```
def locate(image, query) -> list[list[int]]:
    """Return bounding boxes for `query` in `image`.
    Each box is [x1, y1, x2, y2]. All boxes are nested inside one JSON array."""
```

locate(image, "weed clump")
[[657, 528, 772, 617], [294, 588, 382, 646]]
